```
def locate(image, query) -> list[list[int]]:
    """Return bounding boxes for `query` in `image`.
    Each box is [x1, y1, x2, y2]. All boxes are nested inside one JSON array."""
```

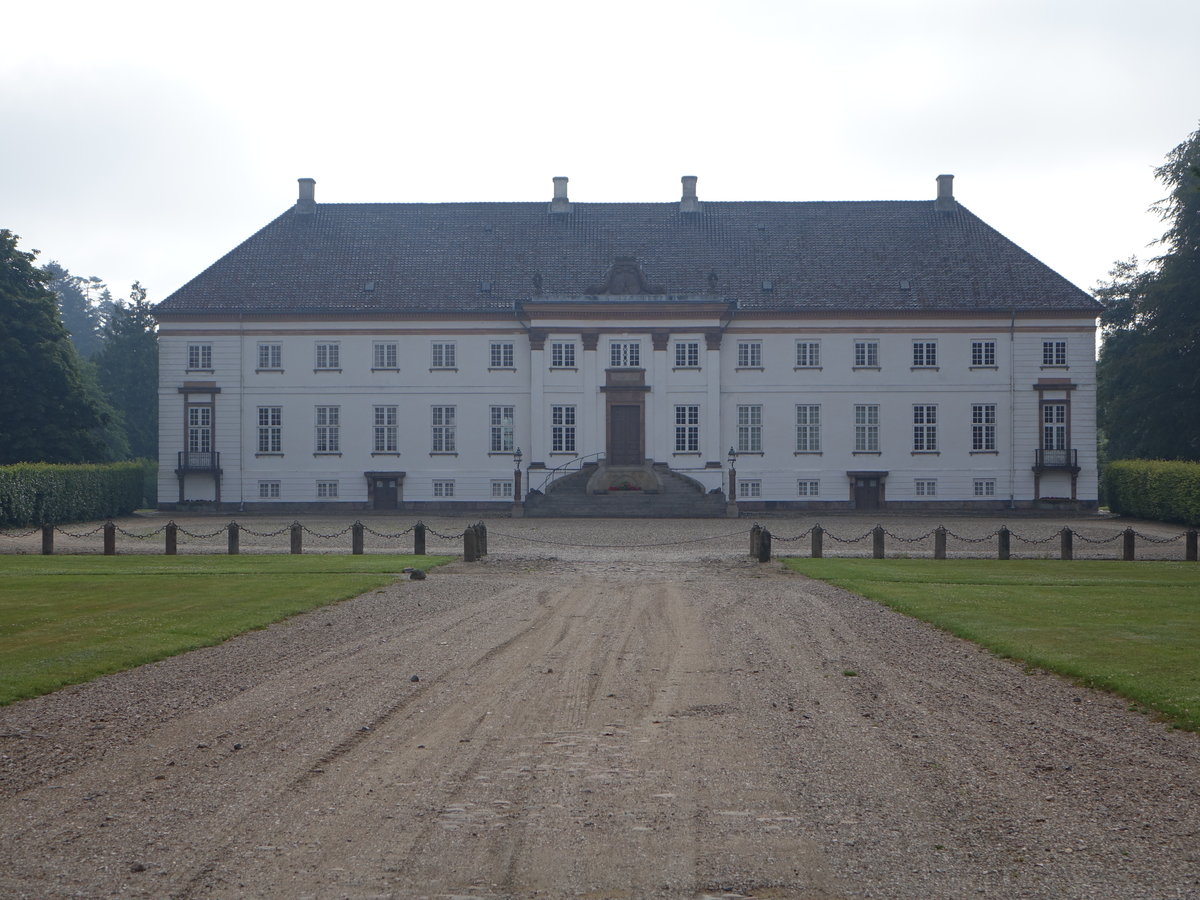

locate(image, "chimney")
[[297, 177, 316, 213], [935, 174, 955, 211], [680, 175, 699, 213], [549, 176, 570, 213]]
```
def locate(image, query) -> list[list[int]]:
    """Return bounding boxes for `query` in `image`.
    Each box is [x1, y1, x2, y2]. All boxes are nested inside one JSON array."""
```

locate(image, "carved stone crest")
[[588, 256, 664, 295]]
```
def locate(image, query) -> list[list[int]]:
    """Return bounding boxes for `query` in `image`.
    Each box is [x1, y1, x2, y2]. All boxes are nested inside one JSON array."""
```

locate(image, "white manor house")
[[155, 175, 1100, 516]]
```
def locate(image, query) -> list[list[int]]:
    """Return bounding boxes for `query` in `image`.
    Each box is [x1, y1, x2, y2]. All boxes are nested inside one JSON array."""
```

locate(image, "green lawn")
[[0, 554, 451, 705], [782, 558, 1200, 731]]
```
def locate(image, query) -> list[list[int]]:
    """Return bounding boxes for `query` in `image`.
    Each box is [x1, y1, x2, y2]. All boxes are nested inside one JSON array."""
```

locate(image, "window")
[[257, 406, 282, 453], [738, 480, 762, 499], [915, 479, 937, 496], [795, 404, 821, 452], [373, 405, 398, 453], [317, 480, 339, 498], [1042, 340, 1067, 367], [854, 340, 879, 368], [737, 404, 762, 453], [315, 406, 340, 453], [737, 341, 763, 368], [674, 341, 700, 368], [913, 404, 938, 451], [971, 340, 996, 367], [432, 342, 456, 369], [610, 341, 640, 367], [432, 406, 456, 452], [187, 407, 211, 453], [795, 341, 821, 368], [491, 480, 514, 498], [258, 480, 280, 499], [373, 342, 398, 369], [974, 478, 996, 497], [551, 405, 576, 453], [257, 343, 282, 370], [490, 341, 515, 368], [490, 405, 514, 452], [797, 479, 820, 496], [912, 341, 937, 368], [187, 343, 212, 371], [854, 404, 879, 452], [315, 342, 340, 370], [971, 404, 997, 451], [1043, 403, 1067, 450], [433, 480, 455, 498], [550, 342, 576, 368], [674, 405, 699, 452]]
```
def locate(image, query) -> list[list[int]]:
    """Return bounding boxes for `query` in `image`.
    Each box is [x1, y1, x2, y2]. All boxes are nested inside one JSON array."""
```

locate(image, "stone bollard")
[[290, 523, 303, 555], [750, 524, 761, 558], [352, 522, 364, 555], [464, 526, 479, 562], [414, 522, 426, 556], [1060, 527, 1073, 561], [757, 528, 772, 563], [998, 526, 1011, 560], [41, 524, 54, 556], [872, 526, 885, 559], [477, 522, 488, 556], [228, 522, 240, 555], [811, 524, 824, 559], [934, 526, 947, 560], [1187, 530, 1198, 562], [103, 522, 116, 556], [166, 522, 178, 556], [1123, 528, 1136, 561]]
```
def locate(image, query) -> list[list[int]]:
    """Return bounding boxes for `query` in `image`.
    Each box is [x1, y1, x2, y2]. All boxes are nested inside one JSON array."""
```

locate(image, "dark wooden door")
[[609, 405, 642, 465], [854, 477, 880, 510], [373, 478, 399, 510]]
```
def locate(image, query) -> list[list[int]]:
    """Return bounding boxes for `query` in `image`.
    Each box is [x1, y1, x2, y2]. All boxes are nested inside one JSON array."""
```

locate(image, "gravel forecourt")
[[1, 514, 1198, 899]]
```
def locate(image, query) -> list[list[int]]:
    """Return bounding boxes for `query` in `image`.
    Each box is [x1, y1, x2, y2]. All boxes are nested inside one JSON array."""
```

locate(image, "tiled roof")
[[157, 199, 1100, 316]]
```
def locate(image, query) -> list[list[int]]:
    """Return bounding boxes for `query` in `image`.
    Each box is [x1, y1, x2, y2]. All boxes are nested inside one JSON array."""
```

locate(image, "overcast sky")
[[4, 0, 1198, 306]]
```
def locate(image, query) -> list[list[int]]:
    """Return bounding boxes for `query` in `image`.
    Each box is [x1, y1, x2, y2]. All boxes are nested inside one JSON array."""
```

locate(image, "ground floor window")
[[258, 480, 281, 499], [974, 478, 996, 497], [317, 480, 339, 498], [674, 405, 699, 452], [491, 480, 514, 498], [433, 480, 455, 498], [551, 405, 576, 453], [738, 479, 762, 499], [797, 479, 820, 496], [915, 478, 937, 496]]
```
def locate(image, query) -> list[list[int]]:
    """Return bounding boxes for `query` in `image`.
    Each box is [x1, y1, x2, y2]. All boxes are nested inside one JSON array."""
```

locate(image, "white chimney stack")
[[550, 176, 570, 213], [680, 175, 699, 213]]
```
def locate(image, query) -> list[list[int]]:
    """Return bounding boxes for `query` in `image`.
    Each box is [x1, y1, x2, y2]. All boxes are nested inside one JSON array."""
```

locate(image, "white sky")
[[4, 0, 1198, 304]]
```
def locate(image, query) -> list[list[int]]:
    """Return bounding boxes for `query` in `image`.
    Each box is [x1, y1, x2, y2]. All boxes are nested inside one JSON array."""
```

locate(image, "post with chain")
[[352, 522, 364, 555], [1122, 528, 1136, 561], [872, 525, 885, 559], [811, 524, 823, 559], [757, 528, 772, 563], [228, 522, 240, 555], [749, 524, 761, 558], [290, 523, 303, 555], [998, 526, 1010, 560], [41, 524, 54, 555], [1060, 527, 1073, 561], [934, 526, 947, 560], [464, 526, 479, 562], [166, 522, 178, 556], [478, 522, 488, 556], [1187, 530, 1198, 562], [414, 522, 426, 556], [103, 521, 116, 556]]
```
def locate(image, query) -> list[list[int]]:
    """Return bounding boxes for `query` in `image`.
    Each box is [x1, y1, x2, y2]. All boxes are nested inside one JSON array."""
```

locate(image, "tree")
[[0, 230, 111, 464], [93, 282, 158, 459], [44, 261, 106, 358], [1097, 124, 1200, 461]]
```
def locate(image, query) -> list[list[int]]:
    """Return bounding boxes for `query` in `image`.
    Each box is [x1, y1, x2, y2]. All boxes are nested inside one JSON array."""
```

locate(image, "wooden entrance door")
[[372, 478, 399, 510], [853, 476, 881, 510], [609, 404, 643, 465]]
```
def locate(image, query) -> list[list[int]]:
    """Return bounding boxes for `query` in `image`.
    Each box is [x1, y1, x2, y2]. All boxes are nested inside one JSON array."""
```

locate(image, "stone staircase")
[[524, 462, 729, 518]]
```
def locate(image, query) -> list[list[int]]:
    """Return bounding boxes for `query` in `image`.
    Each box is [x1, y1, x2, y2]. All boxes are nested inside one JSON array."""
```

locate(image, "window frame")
[[853, 339, 880, 369], [431, 405, 457, 453], [609, 341, 641, 368], [736, 404, 763, 453], [315, 405, 340, 453], [674, 404, 700, 452], [912, 340, 938, 369], [797, 479, 820, 497], [674, 341, 700, 368], [372, 341, 399, 370], [795, 404, 821, 453], [550, 405, 577, 453], [187, 343, 213, 371], [257, 343, 282, 370], [971, 403, 997, 452], [314, 342, 340, 371], [795, 340, 821, 369], [854, 403, 880, 452], [550, 341, 576, 369], [490, 405, 515, 453], [257, 406, 282, 454], [1042, 340, 1068, 367], [431, 341, 457, 370], [736, 341, 763, 369], [373, 405, 398, 453], [489, 341, 515, 369], [971, 340, 997, 367], [912, 404, 938, 452]]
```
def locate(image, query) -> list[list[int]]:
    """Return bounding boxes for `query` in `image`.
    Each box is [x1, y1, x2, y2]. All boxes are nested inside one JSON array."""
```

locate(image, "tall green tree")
[[44, 261, 106, 358], [93, 282, 158, 459], [1097, 124, 1200, 461], [0, 230, 110, 464]]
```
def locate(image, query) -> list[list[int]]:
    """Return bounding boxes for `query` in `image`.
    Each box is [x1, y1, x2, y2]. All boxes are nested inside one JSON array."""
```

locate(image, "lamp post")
[[512, 447, 524, 516], [727, 446, 738, 501]]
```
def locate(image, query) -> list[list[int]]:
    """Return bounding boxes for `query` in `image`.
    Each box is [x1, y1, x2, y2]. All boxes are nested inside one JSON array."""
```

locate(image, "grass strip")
[[0, 554, 451, 705], [782, 558, 1200, 731]]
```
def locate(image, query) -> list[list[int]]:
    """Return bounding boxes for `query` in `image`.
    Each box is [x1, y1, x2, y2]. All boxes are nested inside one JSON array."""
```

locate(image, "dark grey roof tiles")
[[157, 200, 1100, 316]]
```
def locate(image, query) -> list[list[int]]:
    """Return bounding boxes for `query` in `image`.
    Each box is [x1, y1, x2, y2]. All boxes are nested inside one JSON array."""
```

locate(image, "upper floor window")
[[913, 404, 938, 451], [432, 341, 456, 369], [490, 405, 514, 452], [257, 343, 282, 370], [187, 343, 212, 371], [912, 341, 937, 368], [736, 341, 763, 368], [674, 405, 699, 452], [1042, 340, 1068, 367], [972, 404, 997, 451], [315, 342, 340, 370], [373, 342, 398, 370], [432, 405, 456, 452], [971, 340, 997, 367], [674, 341, 700, 368], [315, 406, 340, 453], [550, 342, 576, 368], [257, 406, 282, 454], [610, 341, 640, 368], [854, 340, 879, 368], [490, 341, 515, 369], [737, 404, 762, 453], [373, 406, 398, 453], [854, 404, 879, 451], [796, 404, 821, 452], [795, 341, 821, 368], [1043, 403, 1067, 450]]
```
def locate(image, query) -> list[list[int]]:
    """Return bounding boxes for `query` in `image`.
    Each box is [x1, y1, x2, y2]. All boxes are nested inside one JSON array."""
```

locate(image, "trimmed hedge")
[[0, 461, 155, 526], [1103, 459, 1200, 527]]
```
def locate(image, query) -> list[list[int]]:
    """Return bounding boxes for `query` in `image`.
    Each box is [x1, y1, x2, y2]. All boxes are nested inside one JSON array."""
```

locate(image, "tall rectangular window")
[[610, 342, 640, 367], [972, 404, 997, 451], [431, 342, 456, 369], [912, 341, 937, 368], [187, 344, 212, 370], [432, 406, 456, 452], [551, 405, 576, 453], [315, 406, 339, 453], [737, 341, 763, 368], [315, 342, 339, 370], [913, 404, 938, 451], [490, 405, 514, 452], [373, 342, 398, 369], [1043, 403, 1067, 450], [1042, 340, 1067, 366], [674, 405, 699, 452], [674, 341, 700, 368], [187, 407, 211, 453], [795, 341, 821, 368], [257, 406, 282, 453], [795, 404, 821, 452], [854, 404, 879, 451], [257, 343, 282, 369], [490, 341, 515, 368], [737, 404, 762, 453], [854, 340, 879, 368], [971, 340, 996, 367], [550, 342, 576, 368], [373, 405, 398, 452]]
